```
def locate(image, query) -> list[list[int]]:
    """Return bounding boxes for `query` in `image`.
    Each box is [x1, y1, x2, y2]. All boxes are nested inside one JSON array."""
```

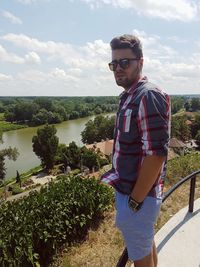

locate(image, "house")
[[86, 139, 114, 156], [87, 138, 181, 160]]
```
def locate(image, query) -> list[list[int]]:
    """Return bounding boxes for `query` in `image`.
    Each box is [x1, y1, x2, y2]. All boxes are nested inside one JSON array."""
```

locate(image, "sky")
[[0, 0, 200, 96]]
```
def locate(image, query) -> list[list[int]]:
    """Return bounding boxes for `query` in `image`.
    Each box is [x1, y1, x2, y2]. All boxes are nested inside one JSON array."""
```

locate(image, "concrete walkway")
[[155, 198, 200, 267]]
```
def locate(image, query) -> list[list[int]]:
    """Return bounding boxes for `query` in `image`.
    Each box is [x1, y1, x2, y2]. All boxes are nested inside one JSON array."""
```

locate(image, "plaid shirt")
[[101, 77, 171, 199]]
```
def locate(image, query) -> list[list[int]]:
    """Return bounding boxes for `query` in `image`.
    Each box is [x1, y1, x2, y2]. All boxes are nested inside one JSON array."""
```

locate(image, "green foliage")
[[171, 115, 191, 141], [67, 142, 81, 168], [166, 153, 200, 185], [191, 97, 200, 111], [9, 184, 23, 195], [32, 125, 59, 170], [191, 113, 200, 139], [81, 147, 99, 171], [0, 113, 4, 121], [0, 175, 114, 266], [0, 147, 19, 181], [1, 96, 118, 129], [81, 115, 115, 144], [195, 130, 200, 147], [56, 142, 108, 171], [0, 120, 26, 132], [171, 96, 184, 114]]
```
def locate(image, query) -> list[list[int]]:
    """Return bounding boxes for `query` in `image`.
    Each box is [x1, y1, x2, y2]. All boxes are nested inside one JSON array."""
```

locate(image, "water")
[[1, 115, 105, 179]]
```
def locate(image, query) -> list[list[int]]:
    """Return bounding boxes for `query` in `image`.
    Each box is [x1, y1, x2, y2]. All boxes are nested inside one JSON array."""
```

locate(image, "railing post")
[[189, 175, 196, 213], [116, 248, 128, 267]]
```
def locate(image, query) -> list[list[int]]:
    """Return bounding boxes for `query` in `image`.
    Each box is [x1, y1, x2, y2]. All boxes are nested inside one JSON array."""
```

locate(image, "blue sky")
[[0, 0, 200, 96]]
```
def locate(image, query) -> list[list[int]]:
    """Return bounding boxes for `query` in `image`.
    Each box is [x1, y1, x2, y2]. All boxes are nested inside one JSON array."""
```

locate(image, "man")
[[101, 35, 170, 267]]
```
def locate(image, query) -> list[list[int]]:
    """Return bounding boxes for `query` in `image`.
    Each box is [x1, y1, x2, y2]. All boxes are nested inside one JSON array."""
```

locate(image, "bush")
[[166, 152, 200, 185], [0, 175, 114, 267], [11, 185, 23, 195]]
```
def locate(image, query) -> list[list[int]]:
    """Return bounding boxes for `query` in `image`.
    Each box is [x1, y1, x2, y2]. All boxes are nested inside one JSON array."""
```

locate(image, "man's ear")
[[139, 58, 144, 70]]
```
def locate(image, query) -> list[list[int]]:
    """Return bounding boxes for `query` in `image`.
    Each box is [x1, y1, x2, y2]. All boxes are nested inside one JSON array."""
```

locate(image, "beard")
[[115, 77, 133, 89], [115, 65, 141, 90]]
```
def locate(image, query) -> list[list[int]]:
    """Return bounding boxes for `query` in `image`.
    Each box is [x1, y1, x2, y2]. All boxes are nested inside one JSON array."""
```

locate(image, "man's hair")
[[110, 34, 143, 59]]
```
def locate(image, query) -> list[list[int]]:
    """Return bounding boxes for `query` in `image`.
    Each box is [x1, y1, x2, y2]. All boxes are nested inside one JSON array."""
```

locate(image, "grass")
[[0, 121, 27, 132], [0, 113, 4, 121], [52, 175, 200, 267], [0, 113, 27, 132], [173, 109, 198, 118]]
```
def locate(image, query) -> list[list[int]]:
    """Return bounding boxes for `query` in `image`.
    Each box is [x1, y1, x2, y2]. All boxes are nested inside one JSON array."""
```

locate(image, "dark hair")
[[110, 34, 143, 59]]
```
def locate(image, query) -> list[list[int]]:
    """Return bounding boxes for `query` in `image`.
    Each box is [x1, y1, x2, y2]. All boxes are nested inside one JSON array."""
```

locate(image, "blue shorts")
[[115, 191, 162, 261]]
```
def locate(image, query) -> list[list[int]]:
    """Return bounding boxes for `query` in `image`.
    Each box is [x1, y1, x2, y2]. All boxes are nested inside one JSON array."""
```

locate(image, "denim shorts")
[[115, 191, 162, 261]]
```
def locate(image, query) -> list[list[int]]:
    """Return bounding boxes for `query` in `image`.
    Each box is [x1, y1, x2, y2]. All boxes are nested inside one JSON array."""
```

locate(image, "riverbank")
[[0, 113, 27, 132], [1, 113, 115, 179]]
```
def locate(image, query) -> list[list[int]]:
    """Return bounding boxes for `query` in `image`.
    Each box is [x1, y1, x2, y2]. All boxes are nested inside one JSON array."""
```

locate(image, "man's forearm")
[[130, 155, 166, 202]]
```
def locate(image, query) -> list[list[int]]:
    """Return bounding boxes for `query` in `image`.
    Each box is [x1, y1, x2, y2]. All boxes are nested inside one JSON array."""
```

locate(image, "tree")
[[32, 125, 59, 170], [16, 170, 21, 187], [191, 113, 200, 139], [0, 131, 19, 181], [67, 141, 81, 168], [191, 98, 200, 111], [81, 147, 99, 171], [55, 142, 81, 169], [81, 115, 115, 144], [171, 116, 191, 141], [171, 96, 184, 114], [195, 130, 200, 147], [55, 144, 70, 167]]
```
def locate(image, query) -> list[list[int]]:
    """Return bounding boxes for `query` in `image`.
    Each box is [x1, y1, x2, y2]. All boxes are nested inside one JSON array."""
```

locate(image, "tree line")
[[0, 96, 118, 126]]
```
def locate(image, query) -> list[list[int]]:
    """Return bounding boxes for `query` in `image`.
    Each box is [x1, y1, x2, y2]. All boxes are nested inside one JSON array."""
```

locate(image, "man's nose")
[[115, 63, 123, 71]]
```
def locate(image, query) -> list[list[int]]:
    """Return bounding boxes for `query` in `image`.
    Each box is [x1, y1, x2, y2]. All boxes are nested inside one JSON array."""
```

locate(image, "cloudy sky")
[[0, 0, 200, 96]]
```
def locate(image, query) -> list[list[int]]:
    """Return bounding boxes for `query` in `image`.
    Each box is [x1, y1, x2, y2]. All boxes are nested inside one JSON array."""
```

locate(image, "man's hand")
[[130, 155, 166, 202]]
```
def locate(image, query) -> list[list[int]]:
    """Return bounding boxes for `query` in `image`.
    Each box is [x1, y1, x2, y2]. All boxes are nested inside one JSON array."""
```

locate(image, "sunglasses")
[[108, 58, 139, 71]]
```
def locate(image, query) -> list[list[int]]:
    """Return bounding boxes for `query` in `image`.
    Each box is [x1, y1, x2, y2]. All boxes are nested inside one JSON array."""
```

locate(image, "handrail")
[[116, 169, 200, 267]]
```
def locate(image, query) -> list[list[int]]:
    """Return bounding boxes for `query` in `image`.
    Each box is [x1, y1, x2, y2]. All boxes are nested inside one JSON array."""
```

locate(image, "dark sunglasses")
[[108, 58, 139, 71]]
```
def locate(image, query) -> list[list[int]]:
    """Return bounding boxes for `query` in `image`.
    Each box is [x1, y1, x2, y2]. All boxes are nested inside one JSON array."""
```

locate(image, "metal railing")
[[116, 169, 200, 267]]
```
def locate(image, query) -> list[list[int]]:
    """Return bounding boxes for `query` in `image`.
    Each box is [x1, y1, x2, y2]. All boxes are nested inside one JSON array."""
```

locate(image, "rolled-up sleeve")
[[137, 90, 171, 156]]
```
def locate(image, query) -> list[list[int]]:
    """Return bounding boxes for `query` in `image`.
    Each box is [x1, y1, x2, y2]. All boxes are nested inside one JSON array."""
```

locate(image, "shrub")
[[0, 175, 114, 267], [11, 185, 23, 195], [166, 152, 200, 185]]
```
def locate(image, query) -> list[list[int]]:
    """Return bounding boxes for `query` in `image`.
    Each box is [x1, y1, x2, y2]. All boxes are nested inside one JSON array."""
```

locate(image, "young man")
[[101, 35, 171, 267]]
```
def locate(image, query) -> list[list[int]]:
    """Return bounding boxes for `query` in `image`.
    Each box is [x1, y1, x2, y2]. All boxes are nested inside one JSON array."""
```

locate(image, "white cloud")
[[79, 0, 199, 21], [0, 73, 13, 81], [1, 33, 75, 61], [0, 44, 24, 64], [132, 29, 177, 60], [1, 31, 200, 95], [1, 10, 22, 24], [50, 68, 79, 82], [0, 33, 110, 69], [0, 44, 41, 65], [25, 51, 41, 64]]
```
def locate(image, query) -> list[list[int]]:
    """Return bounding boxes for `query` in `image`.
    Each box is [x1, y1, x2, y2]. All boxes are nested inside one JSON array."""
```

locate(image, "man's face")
[[111, 48, 143, 90]]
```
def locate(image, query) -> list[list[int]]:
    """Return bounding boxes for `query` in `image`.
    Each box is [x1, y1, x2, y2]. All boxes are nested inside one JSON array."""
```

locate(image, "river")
[[2, 115, 111, 179]]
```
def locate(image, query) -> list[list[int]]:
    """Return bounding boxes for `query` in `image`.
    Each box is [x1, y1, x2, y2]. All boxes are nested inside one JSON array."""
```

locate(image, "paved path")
[[155, 198, 200, 267], [4, 173, 56, 202]]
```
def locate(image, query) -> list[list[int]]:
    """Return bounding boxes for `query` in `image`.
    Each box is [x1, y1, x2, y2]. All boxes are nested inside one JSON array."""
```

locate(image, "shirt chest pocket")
[[118, 109, 133, 133], [117, 108, 140, 144]]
